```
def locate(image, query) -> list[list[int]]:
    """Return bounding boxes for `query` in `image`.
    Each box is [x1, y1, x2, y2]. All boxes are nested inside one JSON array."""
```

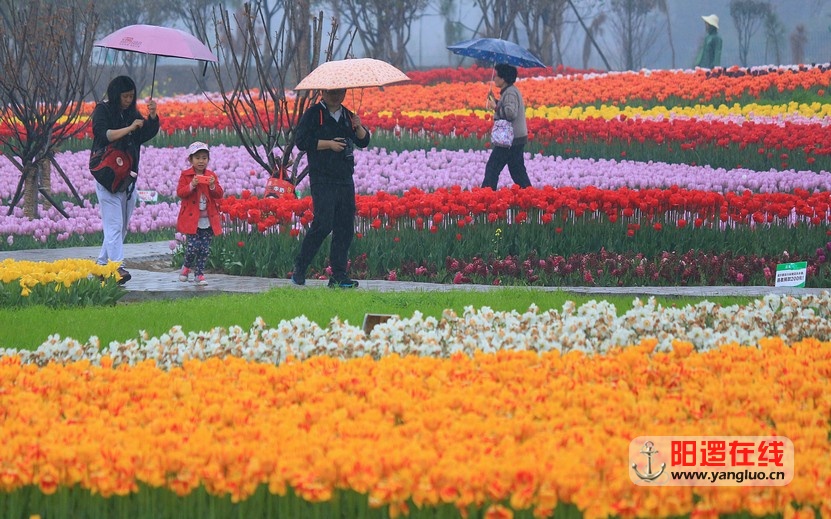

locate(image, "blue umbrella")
[[447, 38, 545, 68]]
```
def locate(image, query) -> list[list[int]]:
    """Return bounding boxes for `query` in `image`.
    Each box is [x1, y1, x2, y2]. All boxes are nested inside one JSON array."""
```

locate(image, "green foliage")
[[0, 476, 810, 518], [0, 230, 173, 252], [206, 217, 831, 285], [0, 483, 590, 519], [0, 278, 125, 309], [0, 287, 751, 351], [209, 229, 295, 278]]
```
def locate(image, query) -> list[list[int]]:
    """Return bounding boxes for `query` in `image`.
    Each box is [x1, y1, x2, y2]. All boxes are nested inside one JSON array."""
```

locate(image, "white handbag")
[[491, 119, 514, 147]]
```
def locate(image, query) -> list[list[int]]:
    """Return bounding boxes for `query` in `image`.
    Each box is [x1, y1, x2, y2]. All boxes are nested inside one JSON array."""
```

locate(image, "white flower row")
[[3, 293, 829, 370]]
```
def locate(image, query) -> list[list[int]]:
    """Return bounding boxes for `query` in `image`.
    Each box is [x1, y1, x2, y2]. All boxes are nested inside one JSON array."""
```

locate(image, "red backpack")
[[89, 144, 133, 193]]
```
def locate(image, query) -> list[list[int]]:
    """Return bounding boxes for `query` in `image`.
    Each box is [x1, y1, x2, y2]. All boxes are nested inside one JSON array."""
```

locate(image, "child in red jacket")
[[176, 142, 224, 284]]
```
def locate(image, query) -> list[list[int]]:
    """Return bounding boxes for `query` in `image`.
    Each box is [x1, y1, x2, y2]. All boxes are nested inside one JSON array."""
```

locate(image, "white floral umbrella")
[[294, 58, 410, 91]]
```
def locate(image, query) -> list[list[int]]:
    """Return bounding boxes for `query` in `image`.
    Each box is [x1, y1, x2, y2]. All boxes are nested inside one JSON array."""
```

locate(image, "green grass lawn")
[[0, 287, 753, 351]]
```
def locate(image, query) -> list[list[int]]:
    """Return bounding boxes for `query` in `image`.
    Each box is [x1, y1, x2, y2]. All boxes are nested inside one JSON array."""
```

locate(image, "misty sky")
[[409, 0, 831, 70]]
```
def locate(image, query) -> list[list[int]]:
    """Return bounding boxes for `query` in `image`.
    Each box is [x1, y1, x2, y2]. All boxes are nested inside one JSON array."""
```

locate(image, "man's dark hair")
[[494, 63, 518, 85]]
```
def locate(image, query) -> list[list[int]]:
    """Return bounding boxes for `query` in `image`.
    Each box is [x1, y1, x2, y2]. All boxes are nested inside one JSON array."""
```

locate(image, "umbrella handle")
[[350, 90, 365, 123], [486, 67, 496, 106], [150, 55, 157, 99]]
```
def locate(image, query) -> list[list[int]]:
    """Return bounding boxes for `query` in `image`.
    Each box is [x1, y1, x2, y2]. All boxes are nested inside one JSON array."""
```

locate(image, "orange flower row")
[[1, 339, 829, 518], [54, 66, 831, 121], [365, 67, 831, 113]]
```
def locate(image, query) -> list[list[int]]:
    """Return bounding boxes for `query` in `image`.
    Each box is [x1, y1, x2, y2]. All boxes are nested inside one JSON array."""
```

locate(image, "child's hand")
[[208, 176, 216, 189], [191, 177, 199, 188]]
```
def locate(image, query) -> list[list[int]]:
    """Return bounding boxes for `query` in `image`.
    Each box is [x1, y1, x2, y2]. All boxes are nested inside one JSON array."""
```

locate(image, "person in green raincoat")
[[695, 14, 723, 68]]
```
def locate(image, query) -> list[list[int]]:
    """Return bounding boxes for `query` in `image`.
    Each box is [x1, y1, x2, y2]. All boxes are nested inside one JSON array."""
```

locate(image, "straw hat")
[[702, 14, 719, 30]]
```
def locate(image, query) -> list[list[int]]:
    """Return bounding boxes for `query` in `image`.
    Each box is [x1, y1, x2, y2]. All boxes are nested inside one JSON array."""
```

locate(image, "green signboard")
[[774, 262, 808, 288]]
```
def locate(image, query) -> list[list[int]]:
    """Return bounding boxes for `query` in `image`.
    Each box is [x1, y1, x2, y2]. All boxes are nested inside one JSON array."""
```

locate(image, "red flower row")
[[403, 64, 600, 85], [364, 112, 831, 158], [221, 185, 831, 232]]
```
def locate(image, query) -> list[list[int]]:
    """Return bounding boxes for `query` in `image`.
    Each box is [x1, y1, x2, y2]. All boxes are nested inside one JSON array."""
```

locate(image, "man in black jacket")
[[291, 88, 370, 288]]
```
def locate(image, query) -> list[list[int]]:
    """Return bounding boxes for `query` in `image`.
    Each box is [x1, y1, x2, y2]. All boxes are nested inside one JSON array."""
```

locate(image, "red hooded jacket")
[[176, 167, 224, 235]]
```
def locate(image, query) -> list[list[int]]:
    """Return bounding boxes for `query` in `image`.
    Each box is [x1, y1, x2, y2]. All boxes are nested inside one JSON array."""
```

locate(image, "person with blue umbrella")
[[448, 38, 540, 189], [481, 63, 532, 190]]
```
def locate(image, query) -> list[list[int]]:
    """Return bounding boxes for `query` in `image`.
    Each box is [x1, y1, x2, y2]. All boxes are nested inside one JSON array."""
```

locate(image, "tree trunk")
[[39, 158, 53, 209], [23, 164, 38, 219], [295, 0, 311, 81], [541, 29, 556, 65]]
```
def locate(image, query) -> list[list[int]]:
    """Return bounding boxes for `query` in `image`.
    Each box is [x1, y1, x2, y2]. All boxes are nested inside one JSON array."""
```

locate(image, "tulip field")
[[2, 64, 831, 286], [2, 63, 831, 518]]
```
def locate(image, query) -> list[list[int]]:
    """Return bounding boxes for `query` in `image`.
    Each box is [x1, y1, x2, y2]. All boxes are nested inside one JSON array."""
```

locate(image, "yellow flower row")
[[1, 339, 829, 518], [383, 101, 831, 122], [0, 259, 120, 296]]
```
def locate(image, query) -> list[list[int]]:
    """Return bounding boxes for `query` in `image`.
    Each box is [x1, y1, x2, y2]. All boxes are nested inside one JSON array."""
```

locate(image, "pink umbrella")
[[95, 24, 218, 98]]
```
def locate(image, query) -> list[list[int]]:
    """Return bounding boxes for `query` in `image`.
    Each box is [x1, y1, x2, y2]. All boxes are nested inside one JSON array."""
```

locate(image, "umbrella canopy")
[[447, 38, 545, 68], [294, 58, 410, 91], [95, 24, 217, 97]]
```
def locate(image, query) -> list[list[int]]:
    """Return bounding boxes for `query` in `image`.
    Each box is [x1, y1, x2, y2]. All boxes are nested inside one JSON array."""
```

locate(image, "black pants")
[[482, 142, 532, 189], [295, 183, 355, 279]]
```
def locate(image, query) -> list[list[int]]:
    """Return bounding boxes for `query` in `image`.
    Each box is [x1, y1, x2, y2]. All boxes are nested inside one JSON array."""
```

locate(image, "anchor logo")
[[631, 440, 666, 481]]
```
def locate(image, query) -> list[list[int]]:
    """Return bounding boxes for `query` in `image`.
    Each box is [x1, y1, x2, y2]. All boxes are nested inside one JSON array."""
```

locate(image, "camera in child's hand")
[[196, 175, 210, 185]]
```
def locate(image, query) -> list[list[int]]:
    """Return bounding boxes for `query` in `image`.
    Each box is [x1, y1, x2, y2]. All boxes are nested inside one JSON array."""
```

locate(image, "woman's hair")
[[494, 63, 518, 85], [105, 76, 138, 115]]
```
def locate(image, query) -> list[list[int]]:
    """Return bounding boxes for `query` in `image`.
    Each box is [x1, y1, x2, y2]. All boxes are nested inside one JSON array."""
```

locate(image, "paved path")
[[2, 241, 827, 300]]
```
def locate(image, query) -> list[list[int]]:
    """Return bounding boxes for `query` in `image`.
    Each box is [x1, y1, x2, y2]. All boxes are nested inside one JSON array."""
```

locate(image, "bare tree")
[[0, 0, 99, 218], [338, 0, 430, 69], [790, 24, 807, 65], [315, 0, 352, 58], [582, 11, 607, 69], [655, 0, 675, 68], [606, 0, 663, 70], [517, 0, 568, 66], [763, 6, 785, 65], [439, 0, 466, 50], [730, 0, 771, 67], [283, 0, 314, 82], [470, 0, 523, 40], [172, 0, 238, 36], [194, 3, 346, 186]]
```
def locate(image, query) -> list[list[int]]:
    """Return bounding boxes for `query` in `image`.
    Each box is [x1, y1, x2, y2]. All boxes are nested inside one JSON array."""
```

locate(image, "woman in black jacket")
[[91, 76, 160, 284]]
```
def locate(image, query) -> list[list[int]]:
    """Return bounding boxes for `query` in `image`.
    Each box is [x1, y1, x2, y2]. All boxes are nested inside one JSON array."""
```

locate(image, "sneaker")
[[328, 277, 359, 289], [116, 267, 131, 285], [179, 266, 191, 282], [290, 267, 306, 286], [195, 274, 207, 285]]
